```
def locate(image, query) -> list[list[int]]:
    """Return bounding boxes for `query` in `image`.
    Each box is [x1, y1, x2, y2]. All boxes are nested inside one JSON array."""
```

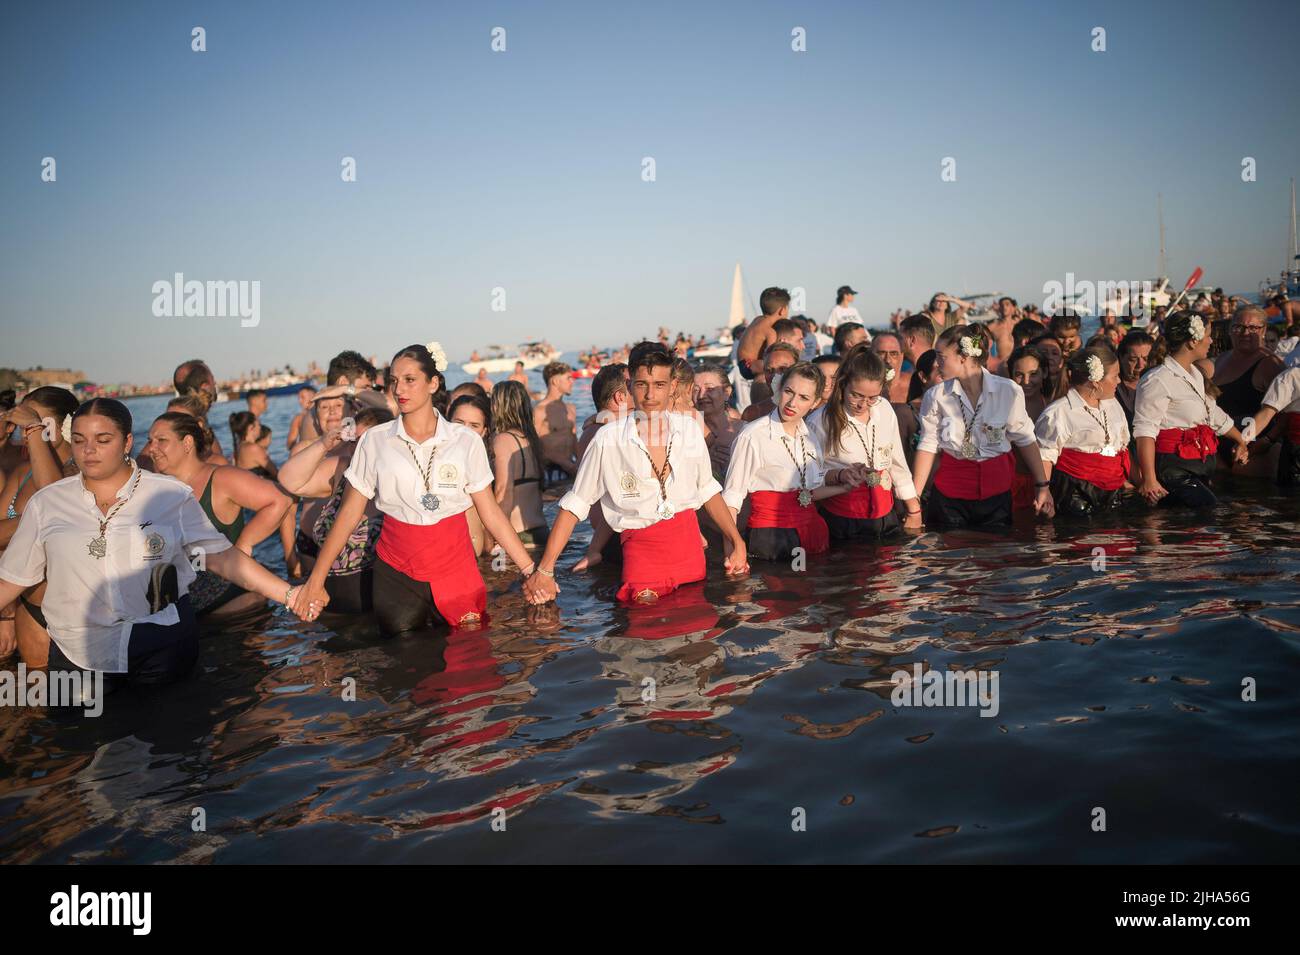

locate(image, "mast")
[[728, 263, 746, 328], [1157, 193, 1167, 279], [1290, 179, 1297, 276]]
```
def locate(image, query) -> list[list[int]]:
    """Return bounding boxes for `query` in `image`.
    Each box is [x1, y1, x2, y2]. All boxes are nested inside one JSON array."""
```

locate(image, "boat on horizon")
[[462, 342, 560, 375]]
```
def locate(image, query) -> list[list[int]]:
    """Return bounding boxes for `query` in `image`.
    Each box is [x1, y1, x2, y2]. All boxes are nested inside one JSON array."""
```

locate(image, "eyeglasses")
[[1232, 324, 1266, 332]]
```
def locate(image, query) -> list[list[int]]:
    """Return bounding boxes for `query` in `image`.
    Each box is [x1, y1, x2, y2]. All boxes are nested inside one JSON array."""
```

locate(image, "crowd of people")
[[2, 281, 1299, 697]]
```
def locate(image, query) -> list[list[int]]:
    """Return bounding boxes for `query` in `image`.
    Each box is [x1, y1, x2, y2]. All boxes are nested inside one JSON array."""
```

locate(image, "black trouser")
[[1049, 470, 1121, 517], [820, 507, 902, 541], [1279, 439, 1300, 487], [743, 526, 803, 562], [371, 556, 449, 636], [324, 567, 374, 614], [46, 595, 199, 692], [926, 487, 1013, 530], [1155, 452, 1217, 508]]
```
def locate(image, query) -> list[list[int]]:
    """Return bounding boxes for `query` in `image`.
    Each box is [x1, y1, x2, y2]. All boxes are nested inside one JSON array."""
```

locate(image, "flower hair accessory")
[[1085, 354, 1104, 382], [959, 334, 983, 358], [425, 340, 447, 373], [884, 367, 896, 382], [1187, 316, 1206, 342], [61, 415, 73, 444]]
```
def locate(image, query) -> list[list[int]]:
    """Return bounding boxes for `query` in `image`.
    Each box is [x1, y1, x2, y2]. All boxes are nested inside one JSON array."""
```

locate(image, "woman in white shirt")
[[723, 362, 861, 561], [1035, 345, 1135, 517], [1240, 365, 1300, 486], [1133, 313, 1249, 508], [808, 344, 921, 539], [911, 326, 1055, 530], [0, 399, 316, 684], [292, 343, 556, 634]]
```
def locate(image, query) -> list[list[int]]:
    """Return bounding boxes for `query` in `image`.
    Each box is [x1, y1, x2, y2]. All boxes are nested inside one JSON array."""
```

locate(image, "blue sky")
[[3, 0, 1298, 383]]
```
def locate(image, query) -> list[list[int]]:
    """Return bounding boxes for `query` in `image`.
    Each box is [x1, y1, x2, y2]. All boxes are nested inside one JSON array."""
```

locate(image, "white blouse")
[[1261, 367, 1300, 414], [0, 464, 232, 673], [1036, 390, 1133, 463], [722, 412, 827, 511], [807, 402, 918, 500], [916, 369, 1036, 460], [1131, 359, 1234, 440], [344, 411, 493, 524], [559, 411, 723, 533]]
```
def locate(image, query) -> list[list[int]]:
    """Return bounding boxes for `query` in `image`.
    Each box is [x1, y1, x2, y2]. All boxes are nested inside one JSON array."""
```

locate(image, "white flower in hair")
[[61, 415, 73, 444], [425, 340, 448, 373], [884, 367, 896, 382], [1188, 316, 1205, 342], [1085, 354, 1104, 382], [959, 335, 982, 358]]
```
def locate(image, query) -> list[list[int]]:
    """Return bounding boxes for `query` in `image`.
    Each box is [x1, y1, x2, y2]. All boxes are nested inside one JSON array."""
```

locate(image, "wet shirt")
[[807, 402, 918, 499], [916, 370, 1036, 460], [0, 464, 232, 672], [1035, 390, 1132, 463], [559, 412, 721, 533], [722, 411, 827, 510], [1132, 359, 1234, 440], [344, 411, 493, 524]]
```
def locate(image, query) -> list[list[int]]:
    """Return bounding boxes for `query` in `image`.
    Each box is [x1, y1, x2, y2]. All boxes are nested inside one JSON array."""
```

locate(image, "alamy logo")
[[890, 662, 1000, 718], [151, 272, 260, 327], [1, 664, 103, 716], [49, 885, 151, 935]]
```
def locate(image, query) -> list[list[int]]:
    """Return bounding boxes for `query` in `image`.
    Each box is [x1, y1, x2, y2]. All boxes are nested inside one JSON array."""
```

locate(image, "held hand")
[[903, 509, 923, 530], [1033, 487, 1055, 518], [1232, 444, 1250, 467], [1139, 478, 1168, 506], [290, 581, 329, 621], [723, 537, 749, 576]]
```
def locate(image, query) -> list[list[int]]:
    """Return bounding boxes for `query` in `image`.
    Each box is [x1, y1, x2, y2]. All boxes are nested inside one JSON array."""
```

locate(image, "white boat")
[[461, 342, 560, 375]]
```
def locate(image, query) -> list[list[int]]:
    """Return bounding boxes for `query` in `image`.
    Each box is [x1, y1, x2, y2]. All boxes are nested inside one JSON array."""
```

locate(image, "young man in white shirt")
[[533, 343, 748, 604]]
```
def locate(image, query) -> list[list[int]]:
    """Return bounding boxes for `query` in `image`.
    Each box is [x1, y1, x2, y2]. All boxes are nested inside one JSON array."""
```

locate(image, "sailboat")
[[1258, 179, 1300, 302], [691, 263, 748, 359]]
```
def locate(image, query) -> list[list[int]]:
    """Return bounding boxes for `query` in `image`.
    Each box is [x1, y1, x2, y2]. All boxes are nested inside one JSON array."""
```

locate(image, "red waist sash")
[[617, 508, 706, 603], [1286, 412, 1300, 442], [376, 513, 487, 627], [821, 480, 894, 520], [1154, 424, 1218, 460], [748, 489, 829, 554], [1056, 447, 1131, 491], [933, 450, 1015, 500]]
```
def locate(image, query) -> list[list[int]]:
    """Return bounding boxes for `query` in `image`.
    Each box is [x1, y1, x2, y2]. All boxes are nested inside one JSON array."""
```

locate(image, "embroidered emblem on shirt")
[[619, 471, 639, 493], [437, 463, 459, 484]]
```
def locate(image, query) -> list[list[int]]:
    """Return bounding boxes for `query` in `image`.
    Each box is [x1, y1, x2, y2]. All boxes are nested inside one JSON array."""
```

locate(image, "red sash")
[[821, 480, 894, 520], [1056, 447, 1131, 491], [1154, 425, 1218, 460], [1011, 472, 1036, 510], [1286, 412, 1300, 442], [616, 508, 706, 603], [748, 490, 829, 554], [933, 450, 1015, 500], [376, 513, 488, 628]]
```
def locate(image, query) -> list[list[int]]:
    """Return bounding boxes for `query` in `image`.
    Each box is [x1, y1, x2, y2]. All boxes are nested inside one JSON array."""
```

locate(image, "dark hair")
[[1007, 344, 1050, 398], [759, 287, 791, 316], [812, 354, 841, 375], [771, 318, 800, 340], [448, 393, 492, 430], [258, 424, 272, 441], [999, 296, 1018, 308], [905, 350, 938, 403], [628, 341, 674, 377], [23, 386, 79, 422], [246, 389, 267, 403], [389, 344, 440, 380], [327, 350, 377, 386], [1066, 343, 1119, 387], [1012, 317, 1045, 346], [1049, 313, 1081, 336], [73, 398, 132, 439], [229, 410, 258, 447], [451, 381, 488, 398], [762, 341, 802, 367], [0, 389, 15, 412], [1163, 311, 1208, 354], [165, 395, 218, 451], [823, 344, 889, 456], [936, 325, 990, 366], [832, 322, 865, 355], [172, 359, 213, 399], [542, 361, 572, 386], [898, 314, 937, 345], [355, 407, 394, 430], [592, 362, 629, 409], [776, 361, 825, 406], [154, 411, 211, 456]]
